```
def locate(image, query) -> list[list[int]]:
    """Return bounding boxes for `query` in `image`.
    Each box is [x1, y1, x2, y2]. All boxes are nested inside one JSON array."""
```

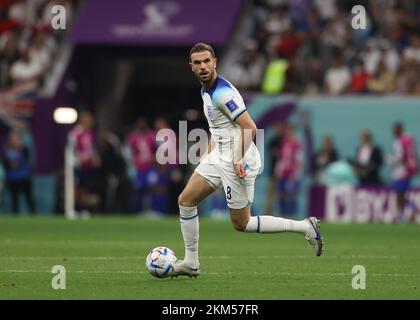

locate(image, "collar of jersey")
[[202, 75, 220, 100]]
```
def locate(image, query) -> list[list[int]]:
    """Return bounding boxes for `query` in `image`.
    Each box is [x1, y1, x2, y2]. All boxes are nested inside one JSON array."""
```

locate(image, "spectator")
[[7, 0, 27, 24], [361, 39, 382, 76], [320, 9, 349, 50], [324, 53, 351, 95], [314, 0, 336, 23], [10, 47, 43, 85], [312, 135, 339, 184], [28, 28, 56, 74], [275, 124, 303, 217], [352, 130, 383, 185], [265, 4, 292, 36], [393, 61, 412, 94], [379, 39, 399, 74], [2, 129, 35, 214], [0, 29, 20, 88], [403, 35, 420, 64], [276, 26, 302, 60], [261, 44, 289, 94], [367, 59, 395, 94], [351, 60, 370, 93], [387, 122, 418, 222], [228, 41, 266, 91]]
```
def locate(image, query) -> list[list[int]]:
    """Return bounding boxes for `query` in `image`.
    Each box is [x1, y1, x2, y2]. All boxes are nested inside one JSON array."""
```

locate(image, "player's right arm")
[[208, 135, 215, 154]]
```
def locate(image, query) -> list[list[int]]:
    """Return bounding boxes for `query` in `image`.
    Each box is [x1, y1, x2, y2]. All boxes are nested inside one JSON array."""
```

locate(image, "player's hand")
[[233, 163, 247, 179]]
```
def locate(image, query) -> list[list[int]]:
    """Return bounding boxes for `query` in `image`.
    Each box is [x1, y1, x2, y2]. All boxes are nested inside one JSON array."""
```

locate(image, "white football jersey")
[[201, 75, 261, 170]]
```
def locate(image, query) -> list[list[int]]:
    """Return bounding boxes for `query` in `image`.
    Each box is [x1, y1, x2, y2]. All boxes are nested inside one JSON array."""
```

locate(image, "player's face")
[[190, 51, 217, 84]]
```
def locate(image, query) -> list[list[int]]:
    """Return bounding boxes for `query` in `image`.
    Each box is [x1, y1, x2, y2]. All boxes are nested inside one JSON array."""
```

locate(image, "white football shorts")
[[195, 150, 259, 209]]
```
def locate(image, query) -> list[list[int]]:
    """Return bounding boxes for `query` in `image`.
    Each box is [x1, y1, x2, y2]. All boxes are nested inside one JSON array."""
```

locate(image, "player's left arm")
[[216, 89, 256, 178], [233, 111, 257, 178]]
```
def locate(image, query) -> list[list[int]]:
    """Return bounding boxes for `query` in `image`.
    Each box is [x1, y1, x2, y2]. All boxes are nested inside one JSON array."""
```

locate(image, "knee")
[[178, 193, 196, 208], [178, 193, 186, 207]]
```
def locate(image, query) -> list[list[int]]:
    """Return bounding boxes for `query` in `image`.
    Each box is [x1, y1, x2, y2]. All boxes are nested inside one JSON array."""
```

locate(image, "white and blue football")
[[146, 246, 177, 278]]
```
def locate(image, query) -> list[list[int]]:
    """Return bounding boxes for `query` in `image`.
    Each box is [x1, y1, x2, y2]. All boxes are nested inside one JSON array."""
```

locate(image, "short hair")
[[361, 130, 372, 142], [394, 122, 404, 131], [189, 43, 216, 61]]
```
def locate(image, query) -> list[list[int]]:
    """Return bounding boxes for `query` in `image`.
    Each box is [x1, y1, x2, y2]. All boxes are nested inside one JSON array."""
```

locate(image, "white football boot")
[[304, 217, 324, 256], [169, 260, 201, 278]]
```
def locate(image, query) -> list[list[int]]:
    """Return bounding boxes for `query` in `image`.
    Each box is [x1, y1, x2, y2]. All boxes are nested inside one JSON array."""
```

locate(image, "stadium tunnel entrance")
[[71, 45, 208, 134], [31, 44, 228, 178]]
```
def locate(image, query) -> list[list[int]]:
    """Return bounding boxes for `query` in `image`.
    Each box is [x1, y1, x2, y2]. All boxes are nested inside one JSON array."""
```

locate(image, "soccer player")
[[124, 117, 156, 213], [275, 123, 303, 218], [387, 122, 418, 222], [170, 43, 323, 278], [68, 111, 101, 213]]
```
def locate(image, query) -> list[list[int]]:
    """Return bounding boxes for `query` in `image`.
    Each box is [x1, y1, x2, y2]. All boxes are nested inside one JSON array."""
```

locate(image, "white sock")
[[179, 205, 199, 267], [244, 215, 310, 234]]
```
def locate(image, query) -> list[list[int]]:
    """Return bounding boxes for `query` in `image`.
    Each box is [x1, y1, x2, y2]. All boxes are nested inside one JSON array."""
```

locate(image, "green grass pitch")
[[0, 216, 419, 299]]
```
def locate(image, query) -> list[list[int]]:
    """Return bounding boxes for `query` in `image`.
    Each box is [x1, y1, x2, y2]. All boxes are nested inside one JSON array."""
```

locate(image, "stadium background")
[[1, 0, 420, 219], [1, 0, 420, 300]]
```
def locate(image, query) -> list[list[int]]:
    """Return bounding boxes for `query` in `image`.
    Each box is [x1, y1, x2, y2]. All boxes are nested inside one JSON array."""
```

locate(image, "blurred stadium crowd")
[[0, 0, 419, 218], [226, 0, 420, 95], [0, 0, 76, 128]]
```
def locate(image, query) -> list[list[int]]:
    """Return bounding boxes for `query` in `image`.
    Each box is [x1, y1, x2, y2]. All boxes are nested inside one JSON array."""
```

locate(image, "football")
[[146, 246, 177, 278]]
